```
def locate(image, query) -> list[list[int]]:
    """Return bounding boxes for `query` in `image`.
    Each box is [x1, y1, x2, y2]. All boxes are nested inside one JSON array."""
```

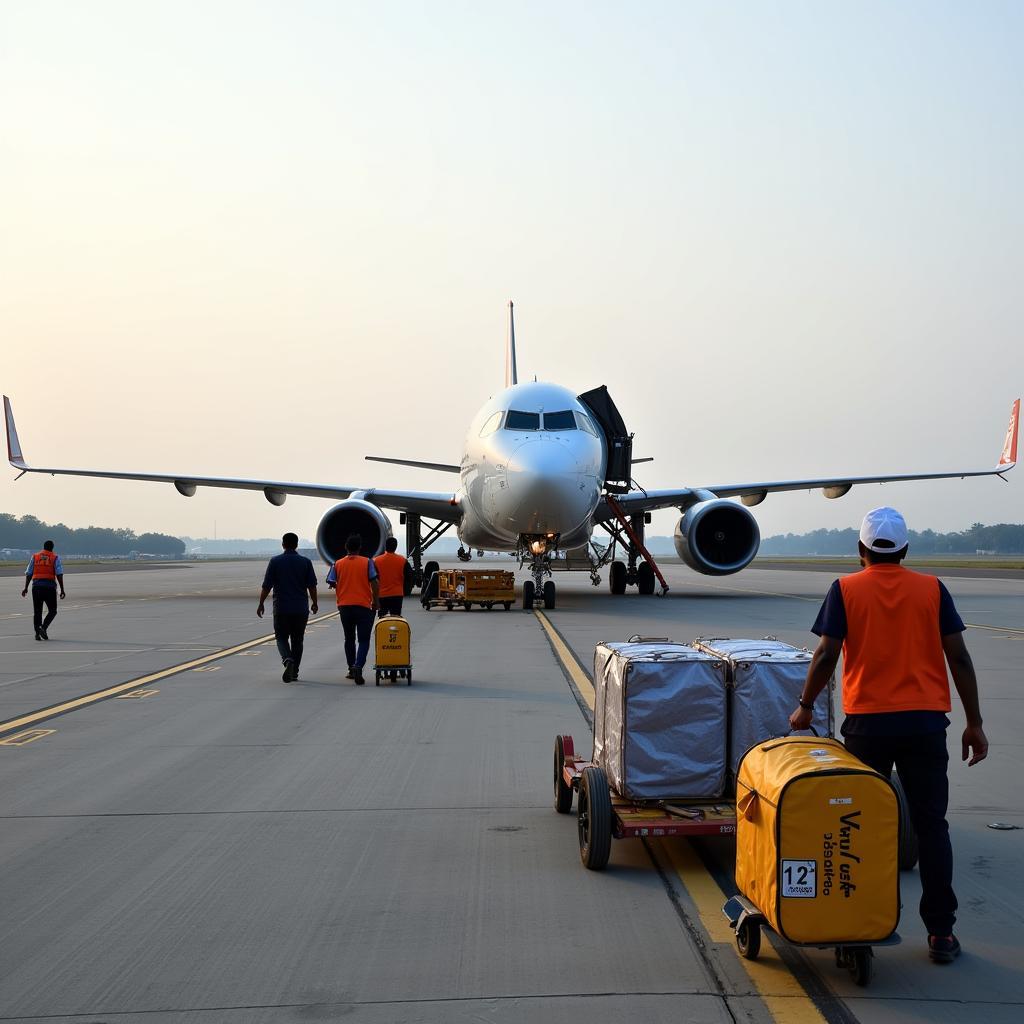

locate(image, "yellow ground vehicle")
[[373, 615, 412, 685], [421, 568, 516, 611]]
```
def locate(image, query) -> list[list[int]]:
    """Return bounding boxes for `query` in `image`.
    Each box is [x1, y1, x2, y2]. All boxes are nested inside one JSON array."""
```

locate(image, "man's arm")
[[257, 586, 271, 618], [257, 560, 274, 618], [789, 635, 842, 731], [56, 573, 65, 599], [21, 558, 31, 597], [370, 578, 380, 611], [306, 560, 318, 615], [942, 631, 988, 766]]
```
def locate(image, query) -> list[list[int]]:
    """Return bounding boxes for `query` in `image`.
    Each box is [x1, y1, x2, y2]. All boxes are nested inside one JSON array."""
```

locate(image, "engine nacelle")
[[316, 499, 392, 563], [673, 500, 760, 576]]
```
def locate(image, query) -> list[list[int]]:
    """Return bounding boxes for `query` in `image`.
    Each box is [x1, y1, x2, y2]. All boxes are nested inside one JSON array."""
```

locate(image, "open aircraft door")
[[578, 385, 633, 494]]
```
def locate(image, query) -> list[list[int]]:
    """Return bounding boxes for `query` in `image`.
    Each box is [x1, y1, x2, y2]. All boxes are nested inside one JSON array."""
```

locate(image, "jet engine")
[[673, 500, 760, 576], [316, 499, 392, 563]]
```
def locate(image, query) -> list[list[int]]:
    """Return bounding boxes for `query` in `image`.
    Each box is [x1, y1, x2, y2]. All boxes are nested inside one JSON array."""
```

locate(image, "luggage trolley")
[[373, 614, 412, 685]]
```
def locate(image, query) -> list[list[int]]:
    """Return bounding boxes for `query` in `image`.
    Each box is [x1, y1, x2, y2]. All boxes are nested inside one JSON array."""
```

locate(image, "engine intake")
[[673, 500, 760, 576], [316, 499, 392, 563]]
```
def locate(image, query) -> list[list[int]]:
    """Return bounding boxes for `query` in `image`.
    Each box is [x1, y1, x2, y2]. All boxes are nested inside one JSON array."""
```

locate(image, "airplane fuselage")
[[457, 381, 605, 552]]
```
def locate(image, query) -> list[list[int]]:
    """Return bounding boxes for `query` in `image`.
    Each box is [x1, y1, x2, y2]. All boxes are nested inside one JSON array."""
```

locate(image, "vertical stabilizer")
[[505, 300, 518, 388]]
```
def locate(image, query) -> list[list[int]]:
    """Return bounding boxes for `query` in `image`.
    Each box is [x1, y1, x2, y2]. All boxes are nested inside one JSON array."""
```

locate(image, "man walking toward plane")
[[327, 534, 379, 684], [22, 540, 65, 641], [257, 532, 318, 682], [374, 537, 409, 617], [790, 506, 987, 965]]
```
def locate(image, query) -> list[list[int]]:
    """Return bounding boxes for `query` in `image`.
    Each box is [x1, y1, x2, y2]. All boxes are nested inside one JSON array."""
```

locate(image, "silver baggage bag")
[[593, 640, 729, 801], [692, 637, 834, 780]]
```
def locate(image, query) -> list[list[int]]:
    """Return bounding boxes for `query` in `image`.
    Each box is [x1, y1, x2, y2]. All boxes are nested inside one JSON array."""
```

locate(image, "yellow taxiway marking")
[[0, 728, 56, 746], [0, 612, 335, 737], [115, 688, 159, 699], [534, 608, 826, 1024]]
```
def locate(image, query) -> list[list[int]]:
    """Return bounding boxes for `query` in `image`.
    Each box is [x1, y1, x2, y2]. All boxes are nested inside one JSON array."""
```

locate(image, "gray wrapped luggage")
[[593, 641, 729, 801], [692, 637, 834, 779]]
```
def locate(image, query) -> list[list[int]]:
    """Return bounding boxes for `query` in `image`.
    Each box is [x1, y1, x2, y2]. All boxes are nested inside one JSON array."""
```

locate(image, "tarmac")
[[0, 559, 1021, 1023]]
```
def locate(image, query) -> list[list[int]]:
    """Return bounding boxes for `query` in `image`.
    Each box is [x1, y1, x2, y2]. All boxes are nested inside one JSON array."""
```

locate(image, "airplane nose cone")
[[506, 441, 593, 534]]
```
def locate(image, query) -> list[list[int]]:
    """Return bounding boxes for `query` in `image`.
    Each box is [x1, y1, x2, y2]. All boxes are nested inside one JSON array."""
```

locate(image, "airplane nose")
[[506, 442, 593, 533]]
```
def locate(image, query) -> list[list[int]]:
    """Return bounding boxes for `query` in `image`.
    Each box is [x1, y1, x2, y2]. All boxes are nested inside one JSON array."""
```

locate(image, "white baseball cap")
[[859, 506, 909, 553]]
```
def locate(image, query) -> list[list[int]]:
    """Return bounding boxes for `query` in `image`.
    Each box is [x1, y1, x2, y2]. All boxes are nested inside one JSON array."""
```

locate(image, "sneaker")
[[354, 669, 365, 686], [34, 630, 42, 641], [345, 667, 355, 679], [282, 659, 295, 682], [40, 628, 49, 640], [928, 935, 961, 963], [291, 668, 299, 680]]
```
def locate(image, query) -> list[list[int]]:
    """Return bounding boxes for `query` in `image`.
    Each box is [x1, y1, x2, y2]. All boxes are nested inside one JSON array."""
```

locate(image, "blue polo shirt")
[[262, 550, 317, 615]]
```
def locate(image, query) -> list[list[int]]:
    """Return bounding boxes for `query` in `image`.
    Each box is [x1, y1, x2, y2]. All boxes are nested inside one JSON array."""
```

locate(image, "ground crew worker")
[[374, 537, 410, 617], [327, 534, 379, 684], [257, 532, 318, 682], [790, 506, 987, 965], [21, 540, 65, 641]]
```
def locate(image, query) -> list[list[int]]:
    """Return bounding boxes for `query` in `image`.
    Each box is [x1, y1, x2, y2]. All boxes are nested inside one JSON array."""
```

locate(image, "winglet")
[[999, 398, 1020, 469], [4, 396, 27, 468], [505, 300, 518, 388]]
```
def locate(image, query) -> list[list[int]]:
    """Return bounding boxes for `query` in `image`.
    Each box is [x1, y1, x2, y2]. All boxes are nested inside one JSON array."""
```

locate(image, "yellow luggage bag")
[[373, 615, 412, 686], [734, 736, 900, 946]]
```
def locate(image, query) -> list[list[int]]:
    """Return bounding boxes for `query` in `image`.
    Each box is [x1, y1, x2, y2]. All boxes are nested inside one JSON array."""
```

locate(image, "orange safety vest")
[[838, 564, 951, 715], [374, 552, 407, 598], [334, 555, 373, 608], [31, 550, 58, 582]]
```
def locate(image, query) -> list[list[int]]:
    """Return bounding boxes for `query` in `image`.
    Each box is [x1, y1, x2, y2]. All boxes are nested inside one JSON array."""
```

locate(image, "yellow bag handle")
[[737, 789, 759, 821]]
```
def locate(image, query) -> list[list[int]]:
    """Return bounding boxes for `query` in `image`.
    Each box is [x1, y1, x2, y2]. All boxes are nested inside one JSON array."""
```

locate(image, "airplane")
[[4, 304, 1020, 610]]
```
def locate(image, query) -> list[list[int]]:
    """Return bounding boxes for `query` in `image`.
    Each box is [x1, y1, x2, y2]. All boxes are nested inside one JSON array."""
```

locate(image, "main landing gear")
[[601, 496, 669, 597]]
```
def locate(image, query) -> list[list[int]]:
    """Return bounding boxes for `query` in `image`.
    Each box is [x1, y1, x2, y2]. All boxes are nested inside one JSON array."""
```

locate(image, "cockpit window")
[[543, 411, 577, 431], [479, 411, 503, 437], [505, 410, 540, 430], [575, 411, 599, 437]]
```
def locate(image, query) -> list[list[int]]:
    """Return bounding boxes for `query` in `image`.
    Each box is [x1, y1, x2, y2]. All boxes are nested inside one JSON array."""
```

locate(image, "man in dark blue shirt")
[[257, 533, 318, 682]]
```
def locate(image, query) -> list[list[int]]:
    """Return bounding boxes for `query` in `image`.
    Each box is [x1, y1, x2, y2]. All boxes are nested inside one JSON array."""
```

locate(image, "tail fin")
[[999, 398, 1020, 468], [505, 300, 518, 388]]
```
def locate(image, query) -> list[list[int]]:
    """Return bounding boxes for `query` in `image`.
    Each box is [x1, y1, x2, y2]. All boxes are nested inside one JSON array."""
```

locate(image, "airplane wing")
[[602, 398, 1019, 517], [4, 396, 461, 523]]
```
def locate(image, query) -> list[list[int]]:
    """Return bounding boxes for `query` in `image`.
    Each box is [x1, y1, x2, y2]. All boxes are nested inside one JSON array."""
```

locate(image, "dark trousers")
[[273, 611, 309, 670], [844, 730, 957, 935], [378, 596, 403, 617], [339, 605, 374, 668], [32, 585, 58, 634]]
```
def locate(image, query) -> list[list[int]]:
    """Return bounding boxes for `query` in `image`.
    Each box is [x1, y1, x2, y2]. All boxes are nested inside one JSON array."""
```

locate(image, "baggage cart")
[[421, 568, 515, 611], [724, 736, 902, 987], [373, 614, 412, 685]]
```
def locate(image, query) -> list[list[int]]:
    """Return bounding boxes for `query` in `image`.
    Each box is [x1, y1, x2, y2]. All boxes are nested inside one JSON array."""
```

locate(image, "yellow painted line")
[[115, 688, 159, 699], [0, 612, 335, 736], [660, 841, 827, 1024], [534, 610, 594, 710], [965, 622, 1024, 635], [535, 608, 826, 1024], [0, 728, 56, 746]]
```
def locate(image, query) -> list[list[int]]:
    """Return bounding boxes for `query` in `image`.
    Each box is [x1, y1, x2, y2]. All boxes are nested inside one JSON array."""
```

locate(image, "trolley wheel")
[[609, 561, 627, 595], [636, 561, 655, 595], [892, 772, 919, 870], [554, 735, 574, 814], [464, 602, 472, 611], [577, 765, 612, 870], [523, 580, 535, 610], [503, 602, 512, 610], [484, 602, 493, 610], [736, 918, 761, 961], [849, 947, 873, 987], [406, 670, 412, 685], [543, 580, 556, 610], [446, 602, 453, 611], [374, 670, 380, 686]]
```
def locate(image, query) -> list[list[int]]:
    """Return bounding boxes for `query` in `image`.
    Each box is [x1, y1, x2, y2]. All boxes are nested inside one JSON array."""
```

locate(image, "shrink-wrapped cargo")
[[735, 737, 900, 944], [693, 638, 834, 778], [592, 641, 728, 801]]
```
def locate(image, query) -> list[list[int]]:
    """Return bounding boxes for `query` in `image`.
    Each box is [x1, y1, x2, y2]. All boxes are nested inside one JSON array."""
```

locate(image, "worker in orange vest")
[[21, 540, 65, 641], [374, 537, 410, 617], [327, 534, 380, 685], [791, 507, 987, 965]]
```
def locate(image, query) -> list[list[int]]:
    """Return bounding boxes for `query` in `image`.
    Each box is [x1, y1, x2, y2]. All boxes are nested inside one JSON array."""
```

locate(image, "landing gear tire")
[[636, 561, 655, 595], [577, 765, 612, 870], [736, 919, 761, 961], [543, 580, 556, 610], [523, 580, 535, 610], [609, 561, 627, 595]]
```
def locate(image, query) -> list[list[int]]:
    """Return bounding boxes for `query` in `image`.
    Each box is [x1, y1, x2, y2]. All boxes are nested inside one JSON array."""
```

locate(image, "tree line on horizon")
[[0, 514, 185, 557], [760, 522, 1024, 556]]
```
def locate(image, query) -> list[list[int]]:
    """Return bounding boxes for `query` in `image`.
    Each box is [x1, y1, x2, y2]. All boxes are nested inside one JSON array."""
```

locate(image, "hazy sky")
[[2, 1, 1021, 545]]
